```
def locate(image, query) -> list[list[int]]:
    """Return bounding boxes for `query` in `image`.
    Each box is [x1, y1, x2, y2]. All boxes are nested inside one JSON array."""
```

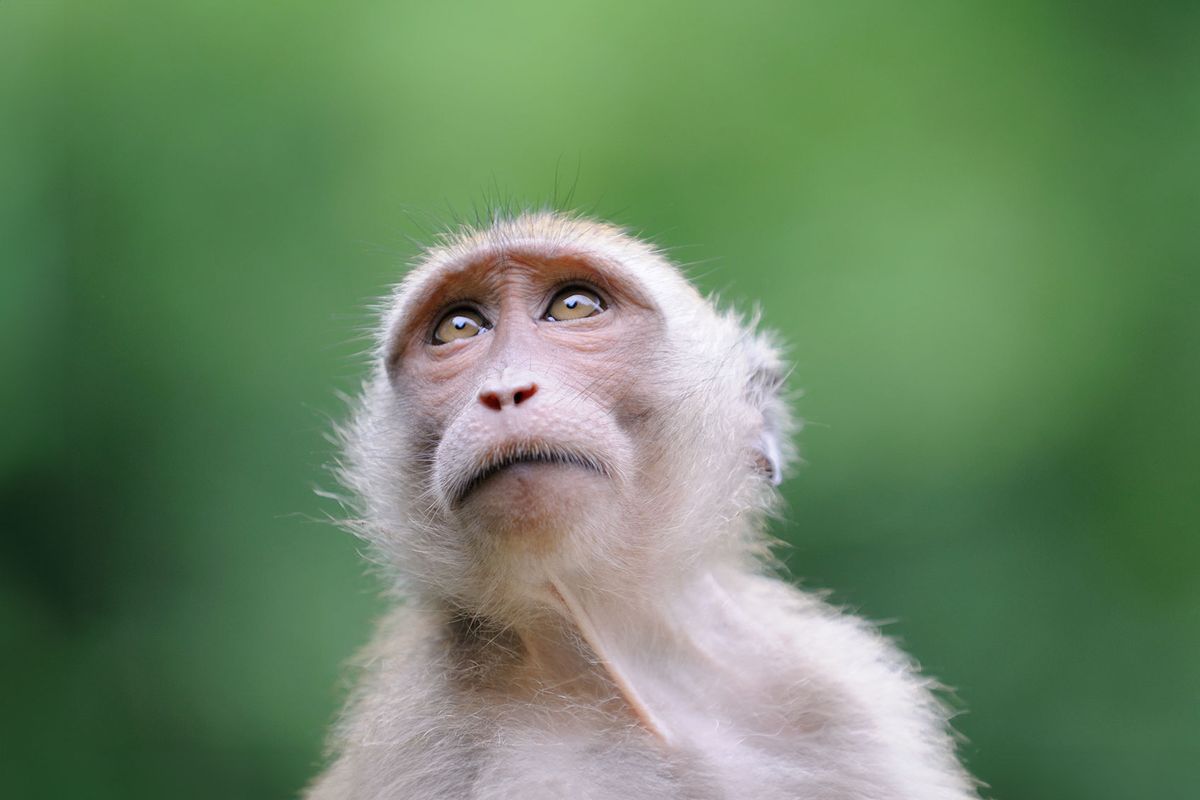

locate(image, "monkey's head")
[[342, 213, 794, 620]]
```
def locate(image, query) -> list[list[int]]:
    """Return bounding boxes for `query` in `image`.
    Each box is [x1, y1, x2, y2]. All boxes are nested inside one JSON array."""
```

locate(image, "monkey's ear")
[[757, 429, 784, 486], [743, 330, 791, 487]]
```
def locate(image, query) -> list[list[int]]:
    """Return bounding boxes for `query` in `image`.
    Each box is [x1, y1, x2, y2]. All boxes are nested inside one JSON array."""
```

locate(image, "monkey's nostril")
[[479, 382, 537, 411]]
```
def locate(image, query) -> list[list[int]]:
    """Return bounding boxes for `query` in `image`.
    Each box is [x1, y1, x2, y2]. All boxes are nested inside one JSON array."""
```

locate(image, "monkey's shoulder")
[[685, 572, 976, 796], [309, 604, 539, 799], [701, 572, 954, 732]]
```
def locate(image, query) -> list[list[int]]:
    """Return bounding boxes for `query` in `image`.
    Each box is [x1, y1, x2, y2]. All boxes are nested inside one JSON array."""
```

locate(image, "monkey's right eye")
[[432, 309, 490, 345]]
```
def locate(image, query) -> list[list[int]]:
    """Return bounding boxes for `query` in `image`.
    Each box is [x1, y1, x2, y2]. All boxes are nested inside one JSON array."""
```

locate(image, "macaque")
[[306, 212, 979, 799]]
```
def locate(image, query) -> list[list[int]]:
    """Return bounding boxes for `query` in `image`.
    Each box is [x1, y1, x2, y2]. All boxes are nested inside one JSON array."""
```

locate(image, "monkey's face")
[[352, 215, 789, 613], [385, 252, 669, 557]]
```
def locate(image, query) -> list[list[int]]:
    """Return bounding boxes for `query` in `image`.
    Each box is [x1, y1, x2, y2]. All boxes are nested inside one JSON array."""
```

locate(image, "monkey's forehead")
[[380, 212, 702, 338]]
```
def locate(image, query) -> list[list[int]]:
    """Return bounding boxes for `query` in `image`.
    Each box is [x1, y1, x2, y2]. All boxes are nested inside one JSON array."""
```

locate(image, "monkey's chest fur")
[[438, 610, 805, 800], [316, 573, 966, 800]]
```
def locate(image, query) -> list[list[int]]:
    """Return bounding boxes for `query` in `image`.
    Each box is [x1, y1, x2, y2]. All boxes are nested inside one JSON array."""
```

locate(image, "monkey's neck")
[[442, 567, 749, 747], [464, 569, 738, 747], [545, 577, 679, 743]]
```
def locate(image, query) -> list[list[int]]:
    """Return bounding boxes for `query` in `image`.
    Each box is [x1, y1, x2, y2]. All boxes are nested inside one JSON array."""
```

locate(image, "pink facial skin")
[[389, 254, 665, 549]]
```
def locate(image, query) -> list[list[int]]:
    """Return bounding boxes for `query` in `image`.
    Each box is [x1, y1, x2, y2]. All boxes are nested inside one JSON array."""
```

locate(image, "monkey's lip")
[[452, 443, 608, 505]]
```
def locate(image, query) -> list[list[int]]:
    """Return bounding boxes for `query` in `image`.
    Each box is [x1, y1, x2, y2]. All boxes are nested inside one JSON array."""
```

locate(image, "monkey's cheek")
[[462, 462, 614, 547]]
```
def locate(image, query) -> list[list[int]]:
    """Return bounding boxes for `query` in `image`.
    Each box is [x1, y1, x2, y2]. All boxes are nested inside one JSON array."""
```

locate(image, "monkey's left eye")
[[544, 287, 606, 322], [432, 308, 490, 344]]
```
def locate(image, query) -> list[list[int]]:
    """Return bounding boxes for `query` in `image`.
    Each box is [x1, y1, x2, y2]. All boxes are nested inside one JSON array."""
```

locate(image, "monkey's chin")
[[462, 461, 613, 545]]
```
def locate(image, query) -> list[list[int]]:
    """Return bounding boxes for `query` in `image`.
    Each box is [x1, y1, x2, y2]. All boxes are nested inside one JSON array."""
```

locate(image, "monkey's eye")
[[544, 287, 606, 322], [432, 308, 490, 345]]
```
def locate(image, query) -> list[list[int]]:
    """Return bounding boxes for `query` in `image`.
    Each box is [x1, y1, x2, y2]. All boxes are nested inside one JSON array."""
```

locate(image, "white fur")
[[308, 212, 979, 799]]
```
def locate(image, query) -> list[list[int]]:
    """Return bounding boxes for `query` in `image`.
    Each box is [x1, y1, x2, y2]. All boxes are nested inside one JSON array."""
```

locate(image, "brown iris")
[[545, 287, 606, 321], [433, 308, 489, 344]]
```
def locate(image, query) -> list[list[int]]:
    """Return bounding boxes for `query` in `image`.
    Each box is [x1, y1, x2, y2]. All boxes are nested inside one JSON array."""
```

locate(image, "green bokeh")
[[3, 2, 1197, 798]]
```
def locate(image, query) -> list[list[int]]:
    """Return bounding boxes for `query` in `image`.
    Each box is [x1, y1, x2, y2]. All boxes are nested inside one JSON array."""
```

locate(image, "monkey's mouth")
[[452, 443, 608, 505]]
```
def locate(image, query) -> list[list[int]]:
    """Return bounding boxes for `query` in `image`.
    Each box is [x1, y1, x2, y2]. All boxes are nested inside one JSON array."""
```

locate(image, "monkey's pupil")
[[454, 318, 467, 330], [566, 298, 578, 309]]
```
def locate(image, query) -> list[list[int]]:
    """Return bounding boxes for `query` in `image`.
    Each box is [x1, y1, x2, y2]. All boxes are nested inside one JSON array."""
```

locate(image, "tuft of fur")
[[308, 211, 980, 800]]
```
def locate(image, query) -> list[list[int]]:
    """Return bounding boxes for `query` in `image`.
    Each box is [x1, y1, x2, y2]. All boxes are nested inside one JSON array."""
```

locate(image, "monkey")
[[305, 212, 980, 799]]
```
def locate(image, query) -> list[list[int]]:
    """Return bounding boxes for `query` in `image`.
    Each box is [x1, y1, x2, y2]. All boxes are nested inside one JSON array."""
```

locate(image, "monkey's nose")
[[478, 379, 539, 411]]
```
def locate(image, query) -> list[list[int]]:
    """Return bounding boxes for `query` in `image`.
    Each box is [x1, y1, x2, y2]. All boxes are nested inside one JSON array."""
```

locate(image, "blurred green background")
[[3, 1, 1198, 798]]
